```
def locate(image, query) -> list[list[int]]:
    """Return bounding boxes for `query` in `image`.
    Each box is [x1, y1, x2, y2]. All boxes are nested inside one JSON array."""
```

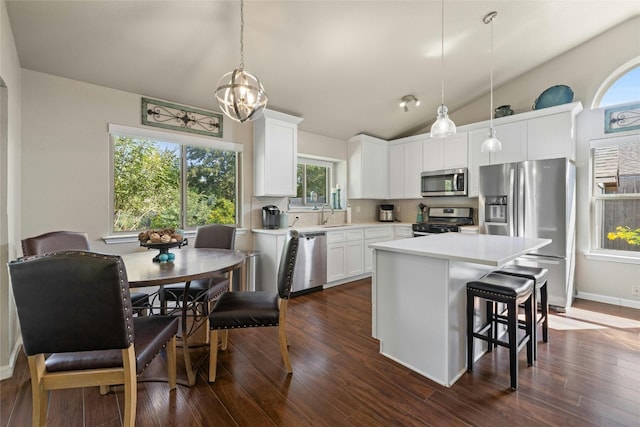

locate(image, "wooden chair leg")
[[507, 300, 518, 390], [221, 330, 229, 350], [122, 346, 137, 427], [27, 355, 47, 427], [278, 326, 292, 374], [209, 329, 219, 382], [167, 336, 177, 390]]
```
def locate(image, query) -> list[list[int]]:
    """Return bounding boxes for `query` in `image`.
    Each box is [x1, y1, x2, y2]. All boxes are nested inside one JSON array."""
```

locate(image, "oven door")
[[421, 168, 467, 197]]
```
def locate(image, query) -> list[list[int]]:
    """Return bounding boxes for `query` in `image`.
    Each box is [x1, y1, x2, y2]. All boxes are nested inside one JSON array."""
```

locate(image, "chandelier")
[[215, 0, 267, 123]]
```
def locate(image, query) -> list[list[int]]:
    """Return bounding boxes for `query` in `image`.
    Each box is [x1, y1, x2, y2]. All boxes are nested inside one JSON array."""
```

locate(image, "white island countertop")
[[369, 233, 551, 266]]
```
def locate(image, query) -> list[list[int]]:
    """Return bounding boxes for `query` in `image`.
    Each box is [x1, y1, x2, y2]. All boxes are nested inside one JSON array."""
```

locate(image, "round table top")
[[121, 247, 246, 287]]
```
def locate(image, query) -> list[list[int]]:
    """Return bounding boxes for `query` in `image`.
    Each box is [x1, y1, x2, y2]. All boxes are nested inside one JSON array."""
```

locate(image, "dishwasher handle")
[[300, 232, 326, 240]]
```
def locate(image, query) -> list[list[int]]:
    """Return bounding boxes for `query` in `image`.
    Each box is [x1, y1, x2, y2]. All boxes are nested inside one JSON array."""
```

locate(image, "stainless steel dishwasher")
[[291, 231, 327, 296]]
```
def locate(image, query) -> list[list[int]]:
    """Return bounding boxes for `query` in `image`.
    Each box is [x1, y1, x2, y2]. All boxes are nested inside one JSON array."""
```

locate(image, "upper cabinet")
[[422, 132, 468, 172], [389, 137, 422, 199], [253, 109, 303, 197], [527, 110, 577, 161], [466, 102, 582, 197], [348, 135, 389, 199]]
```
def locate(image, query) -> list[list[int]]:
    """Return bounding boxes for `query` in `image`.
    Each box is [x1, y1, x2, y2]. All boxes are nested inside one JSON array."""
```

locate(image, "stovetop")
[[412, 207, 474, 233]]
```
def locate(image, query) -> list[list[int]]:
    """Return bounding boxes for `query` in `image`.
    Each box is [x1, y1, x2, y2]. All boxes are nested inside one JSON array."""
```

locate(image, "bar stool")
[[467, 272, 535, 390], [495, 265, 549, 360]]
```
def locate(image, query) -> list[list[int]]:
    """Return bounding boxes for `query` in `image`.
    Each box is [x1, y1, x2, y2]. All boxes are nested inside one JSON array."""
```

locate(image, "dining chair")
[[21, 230, 151, 315], [208, 229, 299, 382], [162, 224, 237, 307], [8, 251, 179, 427]]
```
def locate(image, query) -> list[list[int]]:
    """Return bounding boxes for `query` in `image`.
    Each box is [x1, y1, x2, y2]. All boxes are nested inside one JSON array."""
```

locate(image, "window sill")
[[102, 228, 247, 244], [584, 250, 640, 265]]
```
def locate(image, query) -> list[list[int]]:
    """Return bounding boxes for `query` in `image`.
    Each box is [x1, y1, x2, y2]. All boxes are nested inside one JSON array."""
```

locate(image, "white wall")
[[0, 0, 23, 379], [20, 70, 253, 254]]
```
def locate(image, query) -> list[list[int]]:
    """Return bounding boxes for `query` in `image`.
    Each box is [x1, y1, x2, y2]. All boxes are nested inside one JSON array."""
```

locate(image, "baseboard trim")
[[0, 339, 22, 380], [576, 291, 640, 310]]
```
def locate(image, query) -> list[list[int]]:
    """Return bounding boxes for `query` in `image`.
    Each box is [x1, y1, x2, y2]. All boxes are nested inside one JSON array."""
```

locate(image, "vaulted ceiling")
[[6, 1, 640, 140]]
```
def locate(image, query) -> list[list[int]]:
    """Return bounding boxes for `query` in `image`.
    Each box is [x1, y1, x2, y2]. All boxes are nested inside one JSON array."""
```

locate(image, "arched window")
[[593, 58, 640, 108]]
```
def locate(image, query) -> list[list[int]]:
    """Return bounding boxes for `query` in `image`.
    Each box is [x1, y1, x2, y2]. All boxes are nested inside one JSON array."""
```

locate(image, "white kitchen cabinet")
[[253, 109, 303, 197], [422, 132, 468, 172], [254, 233, 286, 292], [394, 224, 413, 240], [346, 229, 365, 277], [388, 138, 422, 199], [467, 121, 527, 197], [326, 229, 364, 284], [364, 226, 394, 273], [348, 135, 389, 199], [527, 111, 576, 161]]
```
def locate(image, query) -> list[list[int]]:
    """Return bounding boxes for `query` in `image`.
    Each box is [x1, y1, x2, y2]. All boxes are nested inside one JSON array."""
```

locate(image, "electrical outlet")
[[633, 285, 640, 297]]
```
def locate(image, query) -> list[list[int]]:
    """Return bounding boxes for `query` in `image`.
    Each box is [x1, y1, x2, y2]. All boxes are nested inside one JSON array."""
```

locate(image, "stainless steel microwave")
[[420, 168, 467, 197]]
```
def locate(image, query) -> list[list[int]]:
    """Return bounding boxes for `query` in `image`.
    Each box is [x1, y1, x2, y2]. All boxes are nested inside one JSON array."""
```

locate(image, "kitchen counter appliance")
[[378, 204, 394, 222], [262, 205, 280, 229], [412, 207, 474, 237], [291, 231, 327, 296], [421, 168, 467, 197]]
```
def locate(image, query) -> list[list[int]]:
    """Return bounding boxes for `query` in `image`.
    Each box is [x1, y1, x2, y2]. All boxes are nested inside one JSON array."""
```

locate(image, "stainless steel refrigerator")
[[478, 158, 576, 311]]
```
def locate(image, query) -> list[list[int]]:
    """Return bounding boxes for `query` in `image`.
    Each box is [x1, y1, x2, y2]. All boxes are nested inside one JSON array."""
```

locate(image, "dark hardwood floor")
[[2, 278, 640, 426]]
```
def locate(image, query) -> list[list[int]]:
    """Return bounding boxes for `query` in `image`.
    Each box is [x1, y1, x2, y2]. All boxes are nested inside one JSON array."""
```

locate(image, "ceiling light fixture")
[[400, 95, 420, 112], [215, 0, 267, 123], [481, 11, 502, 153], [430, 0, 456, 138]]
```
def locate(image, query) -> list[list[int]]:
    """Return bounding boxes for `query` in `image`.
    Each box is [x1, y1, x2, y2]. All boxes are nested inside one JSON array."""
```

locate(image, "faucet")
[[320, 204, 334, 225]]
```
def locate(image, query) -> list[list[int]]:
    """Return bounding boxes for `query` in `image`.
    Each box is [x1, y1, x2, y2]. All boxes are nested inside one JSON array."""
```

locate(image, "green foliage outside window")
[[113, 136, 237, 232]]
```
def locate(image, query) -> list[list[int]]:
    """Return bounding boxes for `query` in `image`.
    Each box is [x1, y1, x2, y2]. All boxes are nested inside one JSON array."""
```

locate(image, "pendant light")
[[215, 0, 267, 123], [430, 0, 456, 138], [481, 11, 501, 152]]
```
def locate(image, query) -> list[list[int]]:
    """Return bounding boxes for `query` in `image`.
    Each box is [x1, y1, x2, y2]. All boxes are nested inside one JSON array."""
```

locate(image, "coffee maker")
[[262, 205, 280, 229]]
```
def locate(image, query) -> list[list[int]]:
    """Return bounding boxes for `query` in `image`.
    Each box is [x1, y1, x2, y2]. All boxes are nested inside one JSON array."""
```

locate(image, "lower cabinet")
[[364, 226, 394, 273], [326, 229, 364, 284], [254, 233, 286, 293]]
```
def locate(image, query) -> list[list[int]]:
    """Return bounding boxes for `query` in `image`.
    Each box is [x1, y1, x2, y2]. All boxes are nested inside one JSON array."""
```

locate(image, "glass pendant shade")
[[481, 127, 502, 152], [430, 104, 456, 138], [215, 68, 267, 123]]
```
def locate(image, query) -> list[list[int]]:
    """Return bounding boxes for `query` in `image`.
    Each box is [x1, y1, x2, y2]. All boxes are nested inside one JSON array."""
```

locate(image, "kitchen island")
[[369, 233, 550, 387]]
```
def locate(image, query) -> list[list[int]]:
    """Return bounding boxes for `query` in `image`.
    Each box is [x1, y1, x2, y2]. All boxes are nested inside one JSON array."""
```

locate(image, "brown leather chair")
[[163, 224, 237, 306], [8, 251, 179, 427], [22, 231, 151, 314], [208, 230, 299, 382]]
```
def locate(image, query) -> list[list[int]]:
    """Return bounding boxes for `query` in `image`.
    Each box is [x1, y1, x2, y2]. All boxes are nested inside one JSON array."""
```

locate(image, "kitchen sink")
[[322, 224, 347, 228]]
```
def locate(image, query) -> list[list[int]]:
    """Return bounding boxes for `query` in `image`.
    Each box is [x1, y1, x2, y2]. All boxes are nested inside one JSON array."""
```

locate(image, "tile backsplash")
[[250, 196, 478, 228]]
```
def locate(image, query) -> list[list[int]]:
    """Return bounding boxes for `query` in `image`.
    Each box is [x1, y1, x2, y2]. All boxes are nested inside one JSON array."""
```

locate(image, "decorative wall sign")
[[142, 97, 223, 137], [605, 103, 640, 134]]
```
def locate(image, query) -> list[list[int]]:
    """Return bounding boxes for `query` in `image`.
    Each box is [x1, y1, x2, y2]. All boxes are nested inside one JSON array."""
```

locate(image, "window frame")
[[589, 134, 640, 259], [108, 124, 243, 235], [289, 156, 333, 210]]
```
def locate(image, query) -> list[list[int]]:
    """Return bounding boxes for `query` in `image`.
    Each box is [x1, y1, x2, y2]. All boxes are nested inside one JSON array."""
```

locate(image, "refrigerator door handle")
[[509, 166, 517, 236], [517, 164, 525, 237]]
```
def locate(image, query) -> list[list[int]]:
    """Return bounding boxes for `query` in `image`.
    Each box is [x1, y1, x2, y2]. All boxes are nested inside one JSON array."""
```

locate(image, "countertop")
[[252, 222, 413, 235], [369, 233, 551, 266]]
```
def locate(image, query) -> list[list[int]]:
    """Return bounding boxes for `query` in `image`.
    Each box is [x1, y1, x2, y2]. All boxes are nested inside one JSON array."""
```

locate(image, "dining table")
[[121, 247, 246, 386]]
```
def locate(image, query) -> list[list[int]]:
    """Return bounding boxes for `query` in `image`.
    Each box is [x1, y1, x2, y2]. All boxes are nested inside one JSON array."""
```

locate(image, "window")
[[591, 137, 640, 253], [110, 124, 241, 233], [289, 157, 332, 209], [594, 59, 640, 108]]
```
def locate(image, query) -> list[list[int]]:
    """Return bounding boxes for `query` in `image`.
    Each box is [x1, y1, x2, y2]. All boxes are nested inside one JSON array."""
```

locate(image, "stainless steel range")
[[412, 207, 474, 237]]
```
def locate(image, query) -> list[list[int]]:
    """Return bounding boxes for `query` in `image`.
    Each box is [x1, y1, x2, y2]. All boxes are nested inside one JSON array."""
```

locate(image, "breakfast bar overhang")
[[369, 233, 551, 387]]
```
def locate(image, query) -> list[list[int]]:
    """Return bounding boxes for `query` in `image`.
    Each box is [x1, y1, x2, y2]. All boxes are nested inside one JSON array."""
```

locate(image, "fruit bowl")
[[140, 239, 188, 263]]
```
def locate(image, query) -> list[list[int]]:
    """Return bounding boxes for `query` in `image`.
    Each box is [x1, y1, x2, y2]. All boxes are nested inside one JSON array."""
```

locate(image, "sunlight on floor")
[[549, 307, 640, 331]]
